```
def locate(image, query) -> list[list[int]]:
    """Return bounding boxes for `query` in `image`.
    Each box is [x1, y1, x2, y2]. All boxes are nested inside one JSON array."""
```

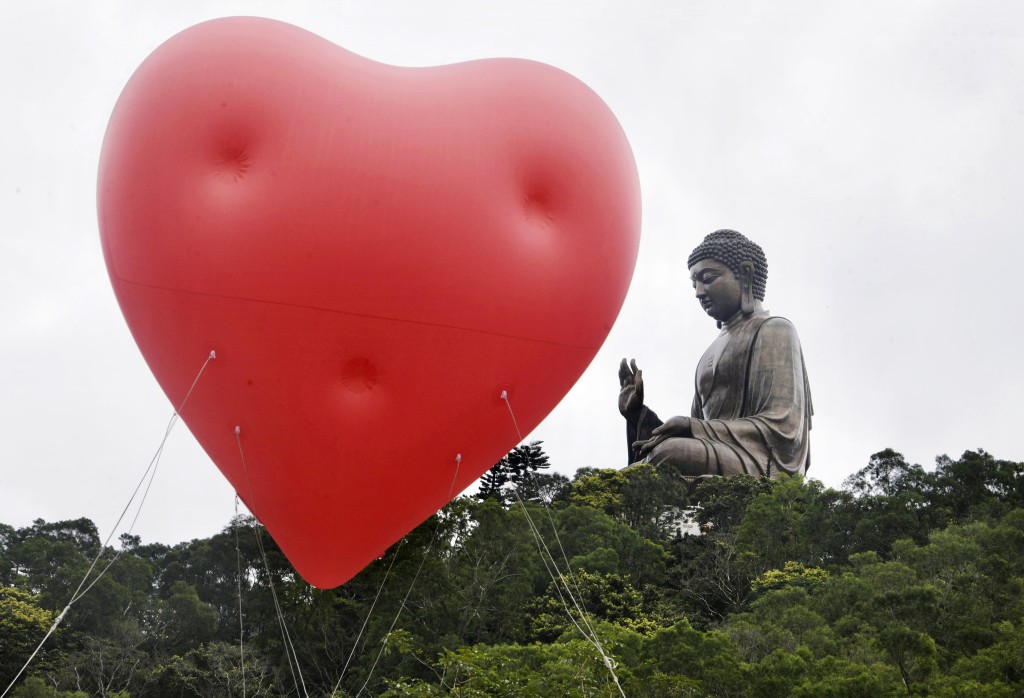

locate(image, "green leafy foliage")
[[751, 561, 829, 593], [0, 587, 57, 686], [477, 441, 551, 505], [5, 447, 1024, 696], [9, 677, 90, 698]]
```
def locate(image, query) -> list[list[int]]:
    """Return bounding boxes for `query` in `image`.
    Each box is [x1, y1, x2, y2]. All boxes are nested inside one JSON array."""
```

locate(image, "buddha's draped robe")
[[627, 311, 812, 477]]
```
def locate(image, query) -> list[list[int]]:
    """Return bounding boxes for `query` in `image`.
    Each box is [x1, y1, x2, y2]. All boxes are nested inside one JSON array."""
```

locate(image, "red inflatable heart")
[[98, 17, 640, 588]]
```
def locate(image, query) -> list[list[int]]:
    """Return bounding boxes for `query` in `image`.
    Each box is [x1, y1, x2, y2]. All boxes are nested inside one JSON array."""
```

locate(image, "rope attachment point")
[[499, 389, 523, 442]]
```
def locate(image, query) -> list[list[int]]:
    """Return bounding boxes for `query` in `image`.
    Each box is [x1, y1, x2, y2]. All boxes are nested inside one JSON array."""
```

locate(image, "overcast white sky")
[[3, 1, 1024, 550]]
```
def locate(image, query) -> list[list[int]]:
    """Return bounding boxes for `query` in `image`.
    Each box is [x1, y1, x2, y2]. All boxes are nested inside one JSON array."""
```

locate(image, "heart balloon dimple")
[[98, 17, 640, 588]]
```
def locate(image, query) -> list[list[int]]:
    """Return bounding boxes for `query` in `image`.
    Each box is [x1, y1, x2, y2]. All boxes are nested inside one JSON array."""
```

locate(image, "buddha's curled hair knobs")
[[687, 229, 768, 301]]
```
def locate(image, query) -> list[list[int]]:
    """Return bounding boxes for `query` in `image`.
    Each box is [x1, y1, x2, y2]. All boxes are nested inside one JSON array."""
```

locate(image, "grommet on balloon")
[[98, 16, 640, 588]]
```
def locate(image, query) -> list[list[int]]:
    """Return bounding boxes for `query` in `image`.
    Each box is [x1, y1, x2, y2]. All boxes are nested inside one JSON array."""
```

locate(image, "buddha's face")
[[689, 258, 742, 322]]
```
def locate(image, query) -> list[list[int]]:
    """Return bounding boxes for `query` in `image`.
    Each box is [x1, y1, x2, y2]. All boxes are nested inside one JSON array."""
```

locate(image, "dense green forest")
[[4, 446, 1024, 697]]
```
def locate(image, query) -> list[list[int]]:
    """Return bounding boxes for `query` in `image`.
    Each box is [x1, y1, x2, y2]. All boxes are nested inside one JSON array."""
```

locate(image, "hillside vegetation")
[[4, 447, 1024, 696]]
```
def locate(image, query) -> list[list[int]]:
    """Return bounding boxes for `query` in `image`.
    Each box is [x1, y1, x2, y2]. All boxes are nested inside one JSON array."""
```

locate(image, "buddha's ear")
[[739, 261, 755, 315]]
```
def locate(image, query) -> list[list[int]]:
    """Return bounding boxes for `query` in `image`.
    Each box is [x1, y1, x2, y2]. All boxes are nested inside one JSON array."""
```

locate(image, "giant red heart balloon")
[[98, 17, 640, 588]]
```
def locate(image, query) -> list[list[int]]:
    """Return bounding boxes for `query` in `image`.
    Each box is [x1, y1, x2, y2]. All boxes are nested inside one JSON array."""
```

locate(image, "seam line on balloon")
[[116, 276, 600, 351]]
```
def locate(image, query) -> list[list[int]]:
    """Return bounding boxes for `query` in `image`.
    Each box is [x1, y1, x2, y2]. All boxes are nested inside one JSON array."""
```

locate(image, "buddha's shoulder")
[[758, 314, 802, 341]]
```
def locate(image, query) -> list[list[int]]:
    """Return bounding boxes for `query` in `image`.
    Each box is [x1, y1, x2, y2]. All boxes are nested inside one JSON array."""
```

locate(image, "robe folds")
[[627, 311, 812, 477]]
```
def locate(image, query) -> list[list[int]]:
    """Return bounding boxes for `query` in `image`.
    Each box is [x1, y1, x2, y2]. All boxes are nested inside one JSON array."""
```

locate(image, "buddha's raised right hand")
[[618, 358, 644, 419]]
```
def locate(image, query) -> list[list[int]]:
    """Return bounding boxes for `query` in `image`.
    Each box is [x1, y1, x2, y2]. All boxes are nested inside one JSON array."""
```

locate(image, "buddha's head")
[[687, 229, 768, 324]]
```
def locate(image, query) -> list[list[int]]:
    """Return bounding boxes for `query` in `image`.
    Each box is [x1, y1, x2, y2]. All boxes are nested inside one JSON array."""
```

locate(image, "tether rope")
[[235, 428, 308, 698], [499, 392, 627, 698], [332, 537, 406, 694], [1, 351, 216, 698], [235, 495, 247, 698], [353, 454, 463, 698]]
